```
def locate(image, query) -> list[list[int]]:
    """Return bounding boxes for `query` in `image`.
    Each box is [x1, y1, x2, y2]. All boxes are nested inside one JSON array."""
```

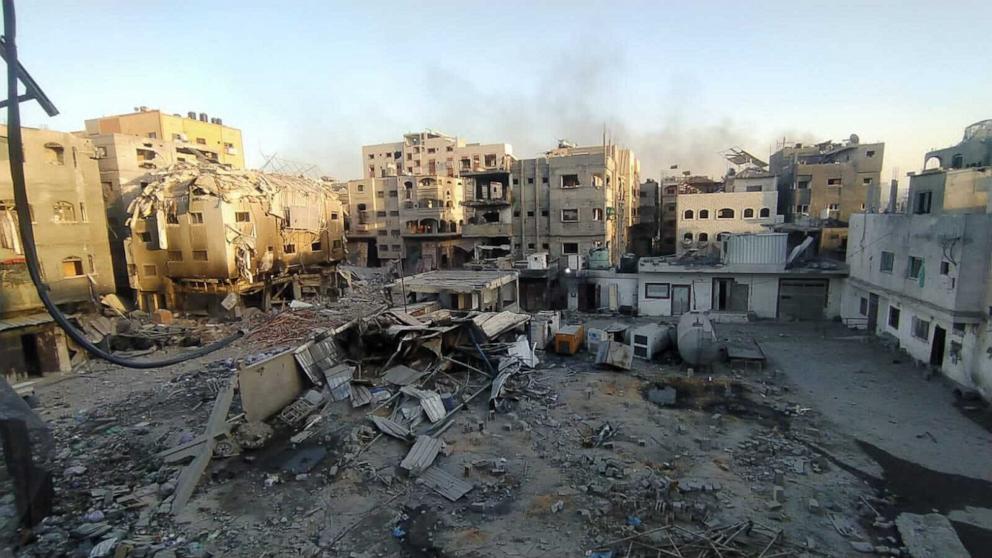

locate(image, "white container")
[[631, 323, 672, 360]]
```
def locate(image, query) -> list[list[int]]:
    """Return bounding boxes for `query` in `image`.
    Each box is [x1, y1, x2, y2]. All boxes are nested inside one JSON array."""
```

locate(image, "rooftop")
[[397, 269, 518, 293]]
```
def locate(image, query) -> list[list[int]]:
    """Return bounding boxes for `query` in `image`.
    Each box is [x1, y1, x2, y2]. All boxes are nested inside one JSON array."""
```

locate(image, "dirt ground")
[[8, 314, 992, 557]]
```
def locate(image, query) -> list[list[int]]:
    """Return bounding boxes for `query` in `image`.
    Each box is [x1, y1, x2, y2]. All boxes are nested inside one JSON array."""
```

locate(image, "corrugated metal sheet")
[[400, 386, 446, 423], [472, 311, 531, 339], [400, 435, 442, 475], [722, 233, 788, 265], [369, 415, 411, 440], [383, 365, 427, 386], [419, 466, 474, 501], [322, 364, 354, 401], [350, 384, 373, 408], [0, 312, 54, 333]]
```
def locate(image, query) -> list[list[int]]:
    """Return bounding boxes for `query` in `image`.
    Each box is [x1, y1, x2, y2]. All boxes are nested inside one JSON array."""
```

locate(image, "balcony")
[[403, 218, 460, 238], [462, 197, 510, 208], [462, 221, 514, 237]]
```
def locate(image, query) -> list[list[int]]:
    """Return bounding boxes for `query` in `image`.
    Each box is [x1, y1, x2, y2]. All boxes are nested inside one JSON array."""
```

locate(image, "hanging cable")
[[3, 0, 241, 368]]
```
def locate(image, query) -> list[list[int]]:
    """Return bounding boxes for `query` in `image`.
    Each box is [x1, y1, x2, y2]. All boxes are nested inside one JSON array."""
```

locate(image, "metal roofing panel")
[[400, 386, 446, 423], [418, 466, 474, 501], [350, 384, 373, 408], [0, 312, 54, 333], [369, 415, 411, 441], [383, 364, 427, 386], [400, 435, 442, 475]]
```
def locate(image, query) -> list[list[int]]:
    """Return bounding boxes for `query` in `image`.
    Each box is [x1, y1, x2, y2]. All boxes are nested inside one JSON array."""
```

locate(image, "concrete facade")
[[660, 176, 722, 255], [676, 173, 779, 255], [629, 178, 660, 256], [770, 136, 883, 224], [0, 126, 115, 380], [85, 107, 244, 169], [362, 130, 512, 179]]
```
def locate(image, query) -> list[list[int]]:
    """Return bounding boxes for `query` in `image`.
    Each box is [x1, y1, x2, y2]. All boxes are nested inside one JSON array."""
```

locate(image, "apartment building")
[[629, 178, 660, 256], [659, 176, 722, 255], [342, 175, 466, 271], [769, 135, 883, 224], [85, 107, 245, 169], [510, 142, 640, 267], [362, 130, 512, 179], [676, 170, 780, 255], [0, 126, 115, 381], [843, 121, 992, 399], [126, 163, 345, 314]]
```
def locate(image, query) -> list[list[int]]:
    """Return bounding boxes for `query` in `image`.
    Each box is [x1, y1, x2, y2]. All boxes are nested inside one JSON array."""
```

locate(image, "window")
[[513, 210, 520, 217], [888, 306, 900, 329], [61, 257, 84, 278], [44, 143, 65, 165], [592, 208, 603, 221], [52, 201, 76, 223], [512, 178, 519, 185], [527, 210, 535, 217], [759, 208, 770, 218], [195, 138, 206, 145], [368, 154, 375, 160], [446, 146, 454, 152], [645, 283, 671, 299], [717, 208, 734, 219], [880, 251, 894, 273], [698, 232, 709, 242], [745, 185, 762, 192], [862, 178, 872, 185], [908, 256, 923, 279], [311, 241, 322, 251], [527, 177, 534, 184], [940, 260, 951, 275], [743, 208, 754, 218], [698, 209, 709, 219], [541, 210, 549, 217], [683, 209, 694, 219], [235, 211, 250, 223], [283, 244, 296, 254], [376, 191, 385, 198], [911, 316, 930, 340], [391, 229, 400, 237], [562, 242, 579, 255], [87, 254, 95, 273], [827, 178, 841, 186], [561, 209, 579, 222], [376, 210, 387, 217], [859, 297, 868, 316], [166, 210, 179, 224], [390, 244, 399, 251], [142, 264, 157, 277], [377, 230, 387, 237], [190, 212, 204, 224], [528, 243, 535, 249], [542, 177, 549, 184], [914, 191, 932, 214], [543, 243, 549, 249], [389, 211, 399, 217], [796, 204, 809, 214], [561, 174, 580, 188], [192, 250, 208, 261], [167, 250, 183, 261], [138, 232, 152, 242], [357, 184, 365, 192], [683, 232, 693, 241], [797, 180, 810, 190]]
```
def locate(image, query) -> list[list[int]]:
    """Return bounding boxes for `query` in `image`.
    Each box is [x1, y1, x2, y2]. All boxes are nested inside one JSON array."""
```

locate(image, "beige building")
[[0, 126, 115, 381], [362, 130, 512, 179], [342, 175, 467, 271], [659, 176, 723, 255], [676, 171, 781, 255], [85, 107, 245, 169], [126, 163, 345, 314]]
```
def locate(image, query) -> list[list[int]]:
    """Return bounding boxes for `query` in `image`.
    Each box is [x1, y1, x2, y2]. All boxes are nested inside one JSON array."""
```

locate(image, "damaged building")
[[676, 169, 781, 255], [844, 120, 992, 398], [125, 163, 345, 314], [361, 130, 512, 179], [0, 126, 115, 381]]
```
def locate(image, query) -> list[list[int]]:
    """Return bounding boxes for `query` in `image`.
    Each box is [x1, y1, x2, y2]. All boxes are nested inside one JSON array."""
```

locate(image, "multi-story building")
[[629, 178, 660, 256], [85, 107, 245, 169], [342, 175, 466, 271], [509, 142, 640, 267], [0, 126, 115, 381], [126, 163, 345, 313], [843, 121, 992, 400], [676, 170, 780, 254], [769, 135, 883, 224], [362, 130, 512, 179], [659, 176, 722, 255]]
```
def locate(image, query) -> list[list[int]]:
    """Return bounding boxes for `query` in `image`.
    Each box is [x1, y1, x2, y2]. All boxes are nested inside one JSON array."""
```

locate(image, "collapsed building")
[[0, 126, 115, 381], [125, 163, 346, 314]]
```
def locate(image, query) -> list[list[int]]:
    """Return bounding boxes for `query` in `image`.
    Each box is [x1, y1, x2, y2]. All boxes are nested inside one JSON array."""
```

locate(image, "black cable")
[[3, 0, 241, 369]]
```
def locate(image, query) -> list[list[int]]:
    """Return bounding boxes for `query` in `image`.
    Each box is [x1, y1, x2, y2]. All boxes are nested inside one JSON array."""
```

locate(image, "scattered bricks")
[[151, 309, 173, 325], [808, 498, 821, 514], [849, 541, 874, 553], [551, 500, 564, 513], [773, 485, 786, 503]]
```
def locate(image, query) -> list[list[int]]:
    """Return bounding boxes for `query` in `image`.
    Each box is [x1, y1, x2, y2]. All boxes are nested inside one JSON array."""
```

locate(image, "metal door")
[[672, 285, 691, 316]]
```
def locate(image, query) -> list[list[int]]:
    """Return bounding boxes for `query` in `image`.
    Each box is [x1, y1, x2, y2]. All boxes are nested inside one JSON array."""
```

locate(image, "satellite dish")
[[849, 133, 860, 145]]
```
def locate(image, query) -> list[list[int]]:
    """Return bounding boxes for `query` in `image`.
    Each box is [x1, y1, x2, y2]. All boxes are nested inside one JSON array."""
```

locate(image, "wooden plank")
[[171, 378, 235, 513]]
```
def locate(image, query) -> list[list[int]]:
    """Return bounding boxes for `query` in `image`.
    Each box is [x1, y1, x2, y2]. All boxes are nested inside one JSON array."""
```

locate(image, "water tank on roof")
[[619, 253, 639, 273], [849, 133, 860, 145], [588, 247, 612, 270]]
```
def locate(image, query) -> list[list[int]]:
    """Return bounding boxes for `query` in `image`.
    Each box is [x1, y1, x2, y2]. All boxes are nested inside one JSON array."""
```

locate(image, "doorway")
[[671, 285, 691, 316], [712, 278, 749, 312], [867, 293, 879, 331], [930, 325, 946, 367], [19, 333, 41, 376]]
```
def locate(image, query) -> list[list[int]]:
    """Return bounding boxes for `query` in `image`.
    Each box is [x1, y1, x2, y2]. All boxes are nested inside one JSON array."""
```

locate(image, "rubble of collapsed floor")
[[5, 287, 982, 557]]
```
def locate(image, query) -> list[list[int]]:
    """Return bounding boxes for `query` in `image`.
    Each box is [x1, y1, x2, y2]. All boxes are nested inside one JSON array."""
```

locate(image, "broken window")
[[683, 209, 694, 219], [827, 178, 841, 186], [862, 177, 872, 185], [193, 250, 208, 261], [331, 212, 339, 220], [759, 208, 770, 218], [717, 208, 735, 219], [562, 242, 579, 255], [683, 232, 693, 242], [484, 154, 497, 167], [460, 158, 471, 170], [561, 174, 580, 188], [541, 209, 549, 217], [527, 210, 534, 217], [44, 143, 65, 165], [866, 150, 876, 158], [797, 179, 810, 190], [52, 201, 76, 223], [795, 204, 809, 214], [645, 283, 670, 299], [284, 244, 296, 254], [377, 190, 385, 198], [62, 257, 84, 278], [908, 256, 923, 279], [698, 232, 709, 242], [190, 212, 204, 224], [167, 250, 183, 261], [940, 260, 951, 275], [911, 316, 930, 340], [195, 138, 206, 145], [235, 211, 250, 223], [859, 297, 868, 316], [166, 209, 179, 224], [913, 191, 932, 214], [142, 264, 157, 277], [743, 208, 754, 218], [828, 203, 839, 211], [888, 306, 900, 329], [880, 251, 894, 273], [311, 241, 322, 251], [561, 209, 579, 222], [592, 208, 603, 221]]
